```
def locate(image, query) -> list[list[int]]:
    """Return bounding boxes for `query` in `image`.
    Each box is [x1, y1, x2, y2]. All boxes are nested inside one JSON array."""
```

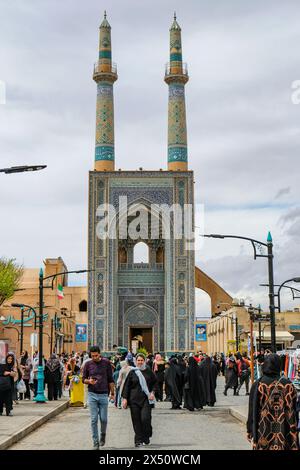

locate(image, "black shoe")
[[100, 433, 106, 447], [135, 442, 143, 448], [223, 391, 227, 396], [143, 438, 150, 445]]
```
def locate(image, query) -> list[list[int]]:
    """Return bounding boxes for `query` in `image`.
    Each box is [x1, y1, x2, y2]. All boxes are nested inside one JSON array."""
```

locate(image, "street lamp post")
[[260, 283, 300, 312], [277, 277, 300, 313], [20, 306, 24, 356], [217, 301, 240, 352], [35, 267, 92, 403], [50, 318, 54, 354], [35, 268, 47, 403], [258, 321, 262, 352], [248, 304, 255, 384], [203, 232, 276, 352], [11, 303, 39, 355], [3, 326, 20, 342], [0, 165, 47, 174]]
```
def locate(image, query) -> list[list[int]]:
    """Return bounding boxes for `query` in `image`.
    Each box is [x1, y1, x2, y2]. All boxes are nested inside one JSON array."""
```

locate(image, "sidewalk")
[[0, 397, 69, 450], [1, 377, 249, 450], [214, 376, 249, 424]]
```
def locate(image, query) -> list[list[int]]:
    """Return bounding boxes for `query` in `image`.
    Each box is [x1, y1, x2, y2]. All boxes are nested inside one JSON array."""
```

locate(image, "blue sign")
[[76, 324, 87, 342], [195, 324, 207, 342]]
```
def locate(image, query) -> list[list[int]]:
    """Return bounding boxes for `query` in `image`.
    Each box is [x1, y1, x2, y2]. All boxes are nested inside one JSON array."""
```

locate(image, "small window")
[[79, 300, 87, 312]]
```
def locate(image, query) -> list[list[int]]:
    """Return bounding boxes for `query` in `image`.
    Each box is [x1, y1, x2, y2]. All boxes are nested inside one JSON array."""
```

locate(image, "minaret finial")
[[104, 10, 107, 19], [174, 11, 176, 20]]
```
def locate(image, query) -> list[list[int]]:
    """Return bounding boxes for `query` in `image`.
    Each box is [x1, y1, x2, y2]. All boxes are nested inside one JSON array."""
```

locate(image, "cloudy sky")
[[0, 0, 299, 317]]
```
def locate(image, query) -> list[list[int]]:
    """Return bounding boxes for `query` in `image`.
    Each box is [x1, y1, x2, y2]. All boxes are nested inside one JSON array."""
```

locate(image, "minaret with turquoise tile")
[[93, 11, 118, 171], [165, 13, 189, 171]]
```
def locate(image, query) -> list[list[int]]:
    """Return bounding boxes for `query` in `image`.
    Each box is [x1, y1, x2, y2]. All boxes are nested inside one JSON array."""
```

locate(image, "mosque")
[[88, 13, 232, 354]]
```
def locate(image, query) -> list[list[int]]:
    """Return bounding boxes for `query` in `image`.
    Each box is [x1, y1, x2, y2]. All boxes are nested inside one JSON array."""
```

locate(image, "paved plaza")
[[6, 378, 250, 450]]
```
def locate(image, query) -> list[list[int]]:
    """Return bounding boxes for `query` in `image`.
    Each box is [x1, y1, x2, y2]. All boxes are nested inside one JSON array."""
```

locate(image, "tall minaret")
[[165, 13, 189, 171], [93, 12, 118, 171]]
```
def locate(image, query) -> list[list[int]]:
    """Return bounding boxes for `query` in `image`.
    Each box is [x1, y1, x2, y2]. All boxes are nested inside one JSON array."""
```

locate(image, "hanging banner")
[[195, 324, 207, 342], [75, 324, 87, 342]]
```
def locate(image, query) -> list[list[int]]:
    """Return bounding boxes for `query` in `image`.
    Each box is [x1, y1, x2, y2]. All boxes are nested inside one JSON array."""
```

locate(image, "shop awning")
[[253, 331, 294, 342]]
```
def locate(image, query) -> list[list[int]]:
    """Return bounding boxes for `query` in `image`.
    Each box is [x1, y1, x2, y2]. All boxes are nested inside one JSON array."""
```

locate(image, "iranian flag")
[[57, 284, 64, 300]]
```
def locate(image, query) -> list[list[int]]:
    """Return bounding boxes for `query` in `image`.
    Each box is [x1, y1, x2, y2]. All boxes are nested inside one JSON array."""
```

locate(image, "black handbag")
[[0, 376, 11, 392]]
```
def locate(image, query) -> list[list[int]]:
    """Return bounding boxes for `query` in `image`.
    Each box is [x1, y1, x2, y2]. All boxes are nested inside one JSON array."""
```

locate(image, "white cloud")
[[0, 0, 299, 302]]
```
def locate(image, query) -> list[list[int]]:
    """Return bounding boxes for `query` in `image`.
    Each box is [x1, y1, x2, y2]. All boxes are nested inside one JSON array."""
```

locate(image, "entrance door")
[[129, 327, 153, 354]]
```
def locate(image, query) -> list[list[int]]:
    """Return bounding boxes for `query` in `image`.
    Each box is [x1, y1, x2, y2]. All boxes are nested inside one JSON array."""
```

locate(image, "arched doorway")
[[123, 303, 159, 353]]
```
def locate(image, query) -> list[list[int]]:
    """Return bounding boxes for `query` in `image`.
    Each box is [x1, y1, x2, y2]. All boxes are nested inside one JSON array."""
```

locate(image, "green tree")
[[137, 347, 148, 357], [0, 258, 23, 306]]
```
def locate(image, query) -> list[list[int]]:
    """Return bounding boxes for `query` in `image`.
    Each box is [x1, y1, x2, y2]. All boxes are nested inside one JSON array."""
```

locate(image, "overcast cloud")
[[0, 0, 299, 316]]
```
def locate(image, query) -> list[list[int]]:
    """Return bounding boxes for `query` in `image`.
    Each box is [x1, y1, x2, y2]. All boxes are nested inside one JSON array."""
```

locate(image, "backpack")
[[241, 359, 250, 377]]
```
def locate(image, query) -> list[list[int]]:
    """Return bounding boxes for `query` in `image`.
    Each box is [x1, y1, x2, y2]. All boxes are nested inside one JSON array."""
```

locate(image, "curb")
[[229, 407, 247, 425], [0, 400, 69, 450]]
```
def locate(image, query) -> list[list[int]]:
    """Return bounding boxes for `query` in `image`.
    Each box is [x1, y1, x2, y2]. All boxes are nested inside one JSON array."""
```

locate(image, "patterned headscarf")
[[153, 353, 163, 372], [46, 354, 61, 373]]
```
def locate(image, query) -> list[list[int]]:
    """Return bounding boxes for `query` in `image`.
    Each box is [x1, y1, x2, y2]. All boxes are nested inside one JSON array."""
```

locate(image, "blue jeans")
[[88, 392, 108, 444]]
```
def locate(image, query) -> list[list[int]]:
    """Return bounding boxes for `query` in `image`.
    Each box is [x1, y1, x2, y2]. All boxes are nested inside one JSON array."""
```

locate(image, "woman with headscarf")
[[199, 356, 218, 406], [212, 355, 221, 375], [122, 353, 157, 447], [177, 354, 187, 395], [224, 356, 238, 396], [164, 357, 183, 409], [220, 353, 226, 376], [45, 354, 61, 401], [0, 354, 17, 416], [116, 360, 132, 408], [125, 351, 135, 367], [65, 356, 81, 388], [152, 354, 165, 402], [247, 353, 299, 450], [19, 350, 32, 400], [183, 357, 206, 411]]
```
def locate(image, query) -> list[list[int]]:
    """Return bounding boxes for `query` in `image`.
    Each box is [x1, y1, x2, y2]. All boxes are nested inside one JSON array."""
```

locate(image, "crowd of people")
[[0, 350, 89, 416], [1, 346, 299, 451]]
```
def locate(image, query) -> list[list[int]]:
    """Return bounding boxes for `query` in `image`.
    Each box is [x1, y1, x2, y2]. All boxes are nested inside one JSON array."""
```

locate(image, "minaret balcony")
[[165, 62, 189, 84], [93, 60, 118, 83]]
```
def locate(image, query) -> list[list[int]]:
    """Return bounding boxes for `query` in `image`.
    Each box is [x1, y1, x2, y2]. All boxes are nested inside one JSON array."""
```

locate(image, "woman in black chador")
[[224, 356, 238, 396], [183, 357, 206, 411], [199, 356, 218, 406], [152, 354, 165, 402], [165, 357, 183, 409], [0, 354, 17, 416], [44, 354, 61, 401], [122, 353, 157, 447], [247, 354, 299, 450]]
